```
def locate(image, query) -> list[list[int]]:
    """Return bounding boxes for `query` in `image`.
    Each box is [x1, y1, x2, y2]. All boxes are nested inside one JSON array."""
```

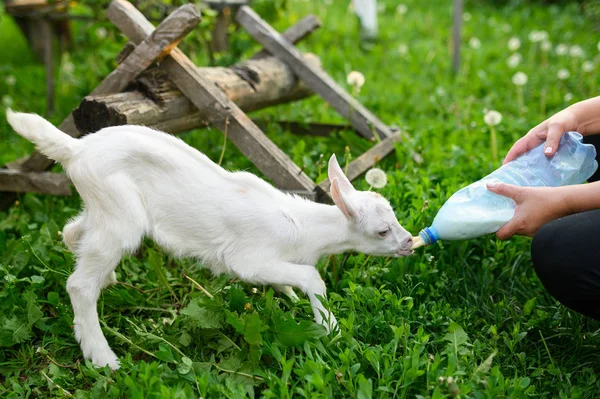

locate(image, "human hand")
[[486, 183, 570, 240], [503, 108, 580, 164]]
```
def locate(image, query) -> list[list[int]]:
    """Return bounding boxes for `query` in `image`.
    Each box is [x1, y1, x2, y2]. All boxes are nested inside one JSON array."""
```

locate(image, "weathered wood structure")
[[0, 0, 402, 207]]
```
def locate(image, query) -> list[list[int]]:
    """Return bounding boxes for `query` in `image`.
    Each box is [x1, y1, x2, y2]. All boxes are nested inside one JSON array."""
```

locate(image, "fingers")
[[544, 122, 564, 157], [503, 138, 530, 165], [502, 131, 544, 165], [486, 182, 523, 202]]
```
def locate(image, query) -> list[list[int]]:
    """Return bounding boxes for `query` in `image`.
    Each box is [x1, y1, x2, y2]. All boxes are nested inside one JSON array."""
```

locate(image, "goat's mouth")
[[396, 249, 414, 257]]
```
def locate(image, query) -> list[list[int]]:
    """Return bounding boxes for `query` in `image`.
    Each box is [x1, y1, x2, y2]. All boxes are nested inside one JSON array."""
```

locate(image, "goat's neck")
[[294, 201, 354, 258]]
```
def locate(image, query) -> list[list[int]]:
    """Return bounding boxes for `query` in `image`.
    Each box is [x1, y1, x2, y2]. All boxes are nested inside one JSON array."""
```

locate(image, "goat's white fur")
[[7, 110, 413, 370]]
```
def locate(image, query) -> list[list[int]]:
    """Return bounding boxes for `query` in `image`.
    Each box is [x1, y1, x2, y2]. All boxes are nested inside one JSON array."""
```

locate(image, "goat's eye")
[[378, 228, 391, 238]]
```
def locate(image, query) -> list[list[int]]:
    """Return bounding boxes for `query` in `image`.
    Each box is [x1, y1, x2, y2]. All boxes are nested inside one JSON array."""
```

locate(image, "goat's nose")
[[401, 236, 413, 249]]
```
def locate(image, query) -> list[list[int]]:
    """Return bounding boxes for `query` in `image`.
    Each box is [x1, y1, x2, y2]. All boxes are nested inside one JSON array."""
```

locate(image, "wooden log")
[[236, 6, 393, 141], [107, 0, 316, 192], [316, 132, 402, 202], [0, 169, 72, 196], [73, 53, 320, 135]]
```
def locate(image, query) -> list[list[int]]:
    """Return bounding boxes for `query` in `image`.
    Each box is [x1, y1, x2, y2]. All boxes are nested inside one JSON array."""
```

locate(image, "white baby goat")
[[7, 110, 413, 370]]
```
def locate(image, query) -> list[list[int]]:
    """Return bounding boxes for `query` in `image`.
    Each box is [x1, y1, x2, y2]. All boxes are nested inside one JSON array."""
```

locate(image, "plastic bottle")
[[413, 131, 598, 248]]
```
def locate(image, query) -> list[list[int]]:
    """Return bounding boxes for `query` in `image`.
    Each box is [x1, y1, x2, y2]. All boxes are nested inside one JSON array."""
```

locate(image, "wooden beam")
[[316, 132, 402, 202], [90, 4, 201, 96], [236, 6, 393, 141], [107, 0, 315, 191], [251, 15, 321, 60], [0, 169, 72, 196]]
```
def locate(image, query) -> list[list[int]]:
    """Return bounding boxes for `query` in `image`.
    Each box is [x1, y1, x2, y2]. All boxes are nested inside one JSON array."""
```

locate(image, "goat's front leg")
[[234, 261, 337, 334]]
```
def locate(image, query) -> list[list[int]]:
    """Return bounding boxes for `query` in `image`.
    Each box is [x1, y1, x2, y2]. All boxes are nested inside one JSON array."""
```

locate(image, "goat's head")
[[328, 154, 413, 257]]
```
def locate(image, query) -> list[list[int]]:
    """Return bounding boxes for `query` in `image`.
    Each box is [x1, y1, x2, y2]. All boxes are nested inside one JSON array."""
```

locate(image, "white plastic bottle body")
[[419, 132, 598, 245]]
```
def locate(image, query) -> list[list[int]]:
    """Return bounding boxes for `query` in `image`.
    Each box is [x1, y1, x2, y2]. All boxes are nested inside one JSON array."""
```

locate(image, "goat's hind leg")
[[67, 226, 142, 370], [64, 213, 118, 289], [63, 213, 86, 253]]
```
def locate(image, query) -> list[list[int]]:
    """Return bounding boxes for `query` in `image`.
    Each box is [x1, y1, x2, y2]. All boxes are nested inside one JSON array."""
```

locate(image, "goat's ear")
[[331, 177, 358, 220], [328, 154, 355, 194]]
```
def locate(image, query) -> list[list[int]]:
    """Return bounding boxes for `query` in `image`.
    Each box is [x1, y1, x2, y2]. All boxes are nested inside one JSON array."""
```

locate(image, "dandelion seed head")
[[469, 37, 481, 49], [365, 168, 387, 189], [557, 68, 570, 80], [507, 37, 521, 51], [512, 71, 528, 86], [347, 71, 365, 89]]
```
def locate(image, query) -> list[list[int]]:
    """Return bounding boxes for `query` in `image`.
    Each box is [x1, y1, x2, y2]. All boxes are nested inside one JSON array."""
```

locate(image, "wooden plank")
[[107, 0, 315, 191], [236, 6, 393, 141], [251, 15, 321, 60], [0, 169, 72, 196], [452, 0, 463, 74], [316, 132, 402, 201], [211, 7, 232, 53], [91, 4, 201, 96]]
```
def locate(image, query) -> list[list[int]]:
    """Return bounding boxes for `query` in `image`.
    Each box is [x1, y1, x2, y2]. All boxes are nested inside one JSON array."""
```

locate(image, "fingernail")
[[544, 146, 553, 154]]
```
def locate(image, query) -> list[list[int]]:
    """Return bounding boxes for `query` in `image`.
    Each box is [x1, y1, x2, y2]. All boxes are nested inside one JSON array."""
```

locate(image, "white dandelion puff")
[[2, 95, 14, 107], [95, 27, 108, 40], [5, 75, 16, 86], [583, 61, 595, 72], [396, 4, 407, 15], [484, 110, 502, 126], [541, 40, 552, 52], [564, 93, 574, 102], [507, 37, 521, 51], [365, 168, 387, 189], [569, 45, 585, 58], [397, 43, 409, 56], [556, 43, 568, 55], [512, 71, 528, 86], [557, 68, 570, 80], [347, 71, 365, 90], [507, 53, 522, 68], [469, 37, 481, 49]]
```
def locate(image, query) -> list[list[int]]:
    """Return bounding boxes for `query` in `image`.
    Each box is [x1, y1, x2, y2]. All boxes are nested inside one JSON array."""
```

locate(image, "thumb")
[[544, 122, 564, 157], [495, 220, 517, 240], [486, 182, 522, 202]]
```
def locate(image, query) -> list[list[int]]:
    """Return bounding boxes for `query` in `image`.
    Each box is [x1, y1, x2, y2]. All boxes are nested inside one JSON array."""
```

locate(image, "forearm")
[[560, 181, 600, 215], [570, 96, 600, 136]]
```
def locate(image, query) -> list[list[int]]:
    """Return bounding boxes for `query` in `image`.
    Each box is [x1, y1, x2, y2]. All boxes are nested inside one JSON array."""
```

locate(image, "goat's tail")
[[6, 109, 79, 164]]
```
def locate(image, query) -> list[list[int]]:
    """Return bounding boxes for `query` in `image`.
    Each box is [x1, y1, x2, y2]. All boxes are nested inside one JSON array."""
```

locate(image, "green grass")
[[2, 0, 600, 397]]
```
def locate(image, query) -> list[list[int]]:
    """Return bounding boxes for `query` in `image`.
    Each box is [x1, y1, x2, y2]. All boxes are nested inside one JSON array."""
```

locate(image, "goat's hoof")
[[89, 349, 120, 371], [321, 314, 338, 335]]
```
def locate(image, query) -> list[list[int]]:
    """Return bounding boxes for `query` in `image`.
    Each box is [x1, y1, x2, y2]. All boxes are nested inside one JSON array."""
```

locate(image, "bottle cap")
[[419, 227, 438, 246]]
